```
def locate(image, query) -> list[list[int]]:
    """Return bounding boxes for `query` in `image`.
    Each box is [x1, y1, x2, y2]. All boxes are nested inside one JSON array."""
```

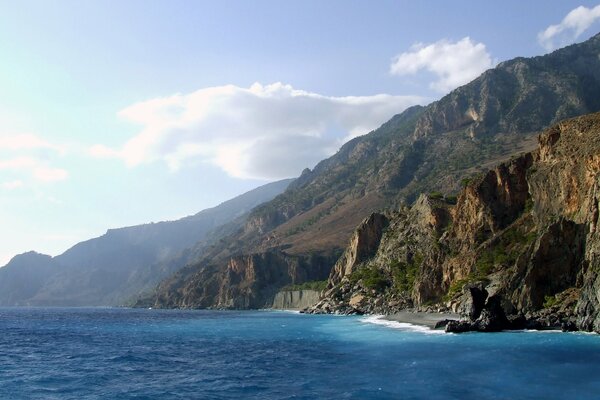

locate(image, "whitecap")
[[359, 315, 446, 335]]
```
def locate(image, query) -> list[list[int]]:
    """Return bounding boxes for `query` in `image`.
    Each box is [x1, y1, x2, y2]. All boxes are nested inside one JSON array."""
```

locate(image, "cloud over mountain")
[[538, 5, 600, 51], [390, 37, 495, 93], [92, 83, 421, 180]]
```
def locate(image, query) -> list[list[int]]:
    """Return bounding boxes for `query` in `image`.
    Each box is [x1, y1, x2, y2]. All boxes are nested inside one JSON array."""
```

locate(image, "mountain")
[[309, 111, 600, 333], [0, 252, 59, 306], [0, 179, 293, 306], [145, 33, 600, 310]]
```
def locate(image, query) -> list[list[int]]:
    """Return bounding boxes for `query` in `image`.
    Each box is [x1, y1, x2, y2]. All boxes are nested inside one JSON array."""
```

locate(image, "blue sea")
[[1, 308, 599, 399]]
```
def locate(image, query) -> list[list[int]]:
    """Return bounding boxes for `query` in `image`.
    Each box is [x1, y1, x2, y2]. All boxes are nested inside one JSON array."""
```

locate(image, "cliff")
[[308, 112, 600, 333], [272, 290, 322, 310], [146, 34, 600, 311], [143, 251, 335, 309]]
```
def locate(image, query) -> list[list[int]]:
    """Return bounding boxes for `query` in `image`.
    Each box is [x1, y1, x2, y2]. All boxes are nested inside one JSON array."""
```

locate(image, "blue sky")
[[1, 1, 599, 265]]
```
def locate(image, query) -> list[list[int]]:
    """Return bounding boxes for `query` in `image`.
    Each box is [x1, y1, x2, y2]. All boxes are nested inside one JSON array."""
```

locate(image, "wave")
[[359, 315, 446, 335]]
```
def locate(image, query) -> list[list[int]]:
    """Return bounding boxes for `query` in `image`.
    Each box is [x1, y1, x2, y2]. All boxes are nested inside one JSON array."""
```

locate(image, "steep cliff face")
[[328, 213, 389, 288], [272, 290, 322, 310], [310, 195, 452, 314], [144, 251, 334, 309], [309, 112, 600, 332]]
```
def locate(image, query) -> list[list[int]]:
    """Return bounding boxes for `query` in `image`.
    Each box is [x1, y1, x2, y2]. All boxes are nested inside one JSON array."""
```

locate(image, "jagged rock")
[[328, 213, 389, 287], [434, 319, 455, 329], [349, 294, 366, 308], [561, 320, 578, 332], [445, 320, 474, 333], [457, 283, 488, 320], [474, 295, 509, 332]]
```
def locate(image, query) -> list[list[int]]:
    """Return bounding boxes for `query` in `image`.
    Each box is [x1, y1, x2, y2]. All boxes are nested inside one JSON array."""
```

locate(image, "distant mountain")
[[0, 179, 293, 306], [145, 33, 600, 309], [0, 252, 58, 306]]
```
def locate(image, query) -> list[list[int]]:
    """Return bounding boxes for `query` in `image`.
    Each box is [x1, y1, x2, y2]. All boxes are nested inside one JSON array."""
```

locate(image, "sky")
[[1, 1, 600, 265]]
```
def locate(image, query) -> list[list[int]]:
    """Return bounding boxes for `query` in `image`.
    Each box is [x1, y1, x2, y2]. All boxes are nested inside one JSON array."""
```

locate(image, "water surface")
[[0, 308, 598, 399]]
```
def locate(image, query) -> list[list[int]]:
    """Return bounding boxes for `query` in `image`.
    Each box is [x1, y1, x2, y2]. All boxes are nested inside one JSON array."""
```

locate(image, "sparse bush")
[[349, 265, 389, 291], [543, 294, 558, 308], [445, 195, 458, 205], [429, 191, 444, 200], [281, 280, 328, 291]]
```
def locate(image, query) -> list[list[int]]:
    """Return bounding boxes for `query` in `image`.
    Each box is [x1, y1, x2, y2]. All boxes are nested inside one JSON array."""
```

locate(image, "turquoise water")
[[1, 308, 599, 399]]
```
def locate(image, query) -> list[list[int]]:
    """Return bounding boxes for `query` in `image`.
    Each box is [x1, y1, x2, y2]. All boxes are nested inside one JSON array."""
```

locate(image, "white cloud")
[[0, 133, 65, 154], [390, 37, 495, 93], [538, 5, 600, 51], [93, 82, 422, 180], [0, 133, 68, 184], [1, 180, 24, 190], [0, 156, 68, 183]]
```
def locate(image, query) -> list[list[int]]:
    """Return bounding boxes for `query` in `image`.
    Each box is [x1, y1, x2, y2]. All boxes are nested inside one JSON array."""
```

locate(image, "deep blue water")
[[1, 309, 600, 399]]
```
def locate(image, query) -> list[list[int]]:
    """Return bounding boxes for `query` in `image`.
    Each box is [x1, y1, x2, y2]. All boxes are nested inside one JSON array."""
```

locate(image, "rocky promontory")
[[307, 112, 600, 333]]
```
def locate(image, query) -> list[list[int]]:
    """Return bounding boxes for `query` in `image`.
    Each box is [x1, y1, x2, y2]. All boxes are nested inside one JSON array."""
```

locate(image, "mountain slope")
[[0, 252, 59, 306], [309, 111, 600, 333], [147, 33, 600, 310], [0, 179, 293, 306]]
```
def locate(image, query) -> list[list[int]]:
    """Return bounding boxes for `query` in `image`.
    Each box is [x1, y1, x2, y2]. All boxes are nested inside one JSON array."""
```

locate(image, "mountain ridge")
[[0, 179, 293, 306], [145, 32, 600, 310], [308, 111, 600, 333]]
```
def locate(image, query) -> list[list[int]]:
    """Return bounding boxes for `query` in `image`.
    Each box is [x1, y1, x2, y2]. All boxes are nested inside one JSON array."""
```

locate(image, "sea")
[[1, 308, 599, 399]]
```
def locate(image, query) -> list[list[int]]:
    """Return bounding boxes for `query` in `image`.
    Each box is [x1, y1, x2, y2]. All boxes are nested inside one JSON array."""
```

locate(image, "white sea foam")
[[262, 308, 302, 314], [359, 315, 446, 335]]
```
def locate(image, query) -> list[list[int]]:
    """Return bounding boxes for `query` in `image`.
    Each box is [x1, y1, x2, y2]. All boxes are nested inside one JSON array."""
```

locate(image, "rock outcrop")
[[142, 250, 334, 309], [308, 112, 600, 333]]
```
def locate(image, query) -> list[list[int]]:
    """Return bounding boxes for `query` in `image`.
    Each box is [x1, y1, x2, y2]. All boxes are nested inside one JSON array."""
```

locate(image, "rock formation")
[[307, 112, 600, 333]]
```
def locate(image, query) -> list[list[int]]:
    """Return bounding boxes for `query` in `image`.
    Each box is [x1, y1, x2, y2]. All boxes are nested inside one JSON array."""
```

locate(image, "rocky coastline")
[[304, 112, 600, 334]]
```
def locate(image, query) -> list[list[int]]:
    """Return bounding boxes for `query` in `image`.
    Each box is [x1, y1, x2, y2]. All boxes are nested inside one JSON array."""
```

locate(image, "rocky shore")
[[304, 113, 600, 334], [383, 311, 459, 329]]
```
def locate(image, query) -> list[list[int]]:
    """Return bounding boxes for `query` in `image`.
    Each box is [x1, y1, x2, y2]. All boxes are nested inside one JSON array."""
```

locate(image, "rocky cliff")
[[142, 251, 335, 309], [148, 34, 600, 312], [272, 290, 322, 310], [308, 112, 600, 333]]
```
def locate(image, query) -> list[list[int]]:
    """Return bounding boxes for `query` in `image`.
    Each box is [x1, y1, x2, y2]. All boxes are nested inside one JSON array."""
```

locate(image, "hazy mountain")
[[0, 179, 293, 306], [145, 33, 600, 309], [0, 252, 59, 306]]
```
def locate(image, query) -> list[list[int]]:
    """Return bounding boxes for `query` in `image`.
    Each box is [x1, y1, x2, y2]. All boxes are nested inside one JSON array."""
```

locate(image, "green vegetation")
[[389, 252, 423, 293], [475, 224, 537, 273], [349, 265, 389, 291], [429, 191, 444, 200], [444, 278, 469, 301], [543, 294, 558, 308], [443, 273, 492, 302], [390, 260, 416, 292], [524, 197, 534, 213], [461, 177, 473, 188], [281, 280, 328, 291], [445, 195, 458, 205]]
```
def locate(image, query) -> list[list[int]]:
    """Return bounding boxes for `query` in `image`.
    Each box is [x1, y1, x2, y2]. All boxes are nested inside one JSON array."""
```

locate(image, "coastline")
[[383, 311, 460, 329]]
